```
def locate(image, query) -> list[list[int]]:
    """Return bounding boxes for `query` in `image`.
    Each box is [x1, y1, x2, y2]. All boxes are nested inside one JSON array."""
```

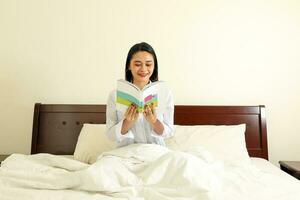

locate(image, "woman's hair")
[[125, 42, 158, 82]]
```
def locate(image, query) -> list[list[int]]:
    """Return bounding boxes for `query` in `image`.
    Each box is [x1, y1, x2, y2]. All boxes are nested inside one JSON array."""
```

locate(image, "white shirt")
[[105, 86, 174, 147]]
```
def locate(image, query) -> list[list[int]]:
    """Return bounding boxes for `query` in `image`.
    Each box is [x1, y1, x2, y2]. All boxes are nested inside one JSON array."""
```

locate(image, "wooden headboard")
[[31, 103, 268, 160]]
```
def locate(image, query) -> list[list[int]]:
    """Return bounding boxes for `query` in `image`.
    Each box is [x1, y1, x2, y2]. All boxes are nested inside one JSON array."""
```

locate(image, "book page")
[[116, 79, 168, 113], [116, 79, 142, 113], [142, 83, 159, 109], [142, 81, 168, 114]]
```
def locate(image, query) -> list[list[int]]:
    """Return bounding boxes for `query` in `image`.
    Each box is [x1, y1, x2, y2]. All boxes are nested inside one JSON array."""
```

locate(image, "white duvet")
[[0, 144, 300, 200], [0, 144, 223, 200]]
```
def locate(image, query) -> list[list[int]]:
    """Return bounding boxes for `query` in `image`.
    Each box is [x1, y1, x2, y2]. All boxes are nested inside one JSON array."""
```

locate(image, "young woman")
[[106, 42, 174, 147]]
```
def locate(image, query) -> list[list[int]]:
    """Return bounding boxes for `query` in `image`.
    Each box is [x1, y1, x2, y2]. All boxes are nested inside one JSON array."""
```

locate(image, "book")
[[116, 79, 166, 113]]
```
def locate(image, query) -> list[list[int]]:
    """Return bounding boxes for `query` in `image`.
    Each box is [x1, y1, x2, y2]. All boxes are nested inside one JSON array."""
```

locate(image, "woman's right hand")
[[121, 104, 139, 134]]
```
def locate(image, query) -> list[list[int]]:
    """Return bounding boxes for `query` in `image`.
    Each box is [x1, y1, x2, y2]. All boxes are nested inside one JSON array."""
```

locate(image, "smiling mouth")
[[138, 74, 148, 77]]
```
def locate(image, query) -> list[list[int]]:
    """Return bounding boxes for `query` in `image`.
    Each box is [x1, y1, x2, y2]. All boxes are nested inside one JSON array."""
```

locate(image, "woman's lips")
[[138, 73, 148, 77]]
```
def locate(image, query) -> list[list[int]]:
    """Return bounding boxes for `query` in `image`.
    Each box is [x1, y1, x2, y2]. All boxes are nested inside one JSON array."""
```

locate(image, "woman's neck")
[[133, 80, 149, 90]]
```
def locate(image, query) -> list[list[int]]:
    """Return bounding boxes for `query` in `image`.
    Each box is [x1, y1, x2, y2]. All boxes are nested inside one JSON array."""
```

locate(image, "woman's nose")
[[141, 64, 147, 70]]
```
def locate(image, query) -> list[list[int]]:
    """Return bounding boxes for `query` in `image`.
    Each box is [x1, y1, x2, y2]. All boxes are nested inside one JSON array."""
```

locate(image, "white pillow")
[[165, 124, 250, 165], [74, 124, 115, 164]]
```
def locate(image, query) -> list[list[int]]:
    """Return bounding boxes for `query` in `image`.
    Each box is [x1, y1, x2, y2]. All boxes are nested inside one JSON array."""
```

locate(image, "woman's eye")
[[134, 64, 152, 67]]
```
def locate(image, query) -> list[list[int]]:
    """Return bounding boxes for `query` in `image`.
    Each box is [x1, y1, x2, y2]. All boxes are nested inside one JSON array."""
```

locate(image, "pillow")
[[74, 124, 115, 164], [165, 124, 250, 165]]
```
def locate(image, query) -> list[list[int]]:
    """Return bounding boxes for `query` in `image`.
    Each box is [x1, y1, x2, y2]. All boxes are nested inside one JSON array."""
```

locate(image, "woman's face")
[[129, 51, 154, 84]]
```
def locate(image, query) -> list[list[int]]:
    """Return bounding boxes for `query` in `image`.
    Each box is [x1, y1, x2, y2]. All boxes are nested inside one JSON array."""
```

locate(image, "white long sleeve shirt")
[[105, 86, 174, 147]]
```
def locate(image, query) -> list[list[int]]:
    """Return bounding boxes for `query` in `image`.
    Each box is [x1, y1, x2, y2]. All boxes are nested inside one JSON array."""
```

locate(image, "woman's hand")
[[124, 104, 139, 123], [121, 104, 139, 134], [143, 103, 164, 135], [143, 103, 157, 125]]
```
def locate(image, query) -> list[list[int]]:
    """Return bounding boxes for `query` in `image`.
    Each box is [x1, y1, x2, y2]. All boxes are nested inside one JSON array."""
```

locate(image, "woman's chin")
[[137, 77, 149, 82]]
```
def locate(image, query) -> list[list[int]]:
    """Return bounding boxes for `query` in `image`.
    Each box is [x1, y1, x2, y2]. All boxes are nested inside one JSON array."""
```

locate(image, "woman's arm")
[[105, 90, 135, 142], [144, 104, 164, 135], [144, 90, 174, 137], [121, 104, 139, 134], [151, 118, 164, 135]]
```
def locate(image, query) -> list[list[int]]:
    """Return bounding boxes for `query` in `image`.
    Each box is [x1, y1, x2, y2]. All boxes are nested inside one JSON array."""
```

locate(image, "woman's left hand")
[[143, 103, 157, 125]]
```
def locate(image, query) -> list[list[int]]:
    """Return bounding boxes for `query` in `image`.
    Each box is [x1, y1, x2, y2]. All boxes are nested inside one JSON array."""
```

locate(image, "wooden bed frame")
[[31, 103, 268, 160]]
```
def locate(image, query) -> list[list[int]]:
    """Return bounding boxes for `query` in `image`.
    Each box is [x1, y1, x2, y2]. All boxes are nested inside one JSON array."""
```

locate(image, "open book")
[[116, 79, 166, 113]]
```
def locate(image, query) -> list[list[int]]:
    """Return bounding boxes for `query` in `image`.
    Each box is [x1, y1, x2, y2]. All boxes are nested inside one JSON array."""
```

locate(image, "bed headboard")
[[31, 103, 268, 160]]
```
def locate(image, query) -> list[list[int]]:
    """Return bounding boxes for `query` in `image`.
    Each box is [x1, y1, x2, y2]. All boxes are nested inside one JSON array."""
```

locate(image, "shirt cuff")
[[150, 119, 165, 138], [151, 119, 174, 139], [115, 119, 135, 142], [151, 131, 163, 138]]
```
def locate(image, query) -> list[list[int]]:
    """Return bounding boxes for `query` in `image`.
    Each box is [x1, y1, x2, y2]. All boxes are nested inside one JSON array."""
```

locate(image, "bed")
[[0, 103, 299, 200], [31, 103, 268, 158]]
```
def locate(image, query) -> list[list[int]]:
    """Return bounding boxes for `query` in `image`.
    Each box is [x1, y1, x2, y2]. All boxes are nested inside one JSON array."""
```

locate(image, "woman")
[[106, 42, 174, 147]]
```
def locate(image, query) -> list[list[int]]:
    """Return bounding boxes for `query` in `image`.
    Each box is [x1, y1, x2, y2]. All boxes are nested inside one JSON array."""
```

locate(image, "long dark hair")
[[125, 42, 158, 82]]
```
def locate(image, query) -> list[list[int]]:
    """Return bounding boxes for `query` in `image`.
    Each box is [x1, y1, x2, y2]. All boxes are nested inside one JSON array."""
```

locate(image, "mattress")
[[251, 157, 296, 179], [221, 157, 300, 199]]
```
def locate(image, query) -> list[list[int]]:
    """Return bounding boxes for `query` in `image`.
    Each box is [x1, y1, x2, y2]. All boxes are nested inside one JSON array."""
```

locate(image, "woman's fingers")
[[147, 105, 152, 114], [125, 104, 135, 121], [143, 105, 147, 113], [143, 104, 157, 124], [133, 110, 139, 120], [127, 103, 158, 123], [129, 105, 136, 119], [124, 105, 131, 117], [143, 105, 148, 115], [151, 103, 156, 116], [143, 105, 152, 116], [129, 106, 139, 122]]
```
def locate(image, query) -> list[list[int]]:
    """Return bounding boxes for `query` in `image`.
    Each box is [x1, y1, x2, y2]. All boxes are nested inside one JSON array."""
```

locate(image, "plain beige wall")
[[0, 0, 299, 165]]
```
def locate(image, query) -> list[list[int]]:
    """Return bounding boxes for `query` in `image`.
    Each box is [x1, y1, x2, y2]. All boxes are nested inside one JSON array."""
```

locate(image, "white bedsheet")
[[0, 145, 300, 200], [222, 157, 300, 200]]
